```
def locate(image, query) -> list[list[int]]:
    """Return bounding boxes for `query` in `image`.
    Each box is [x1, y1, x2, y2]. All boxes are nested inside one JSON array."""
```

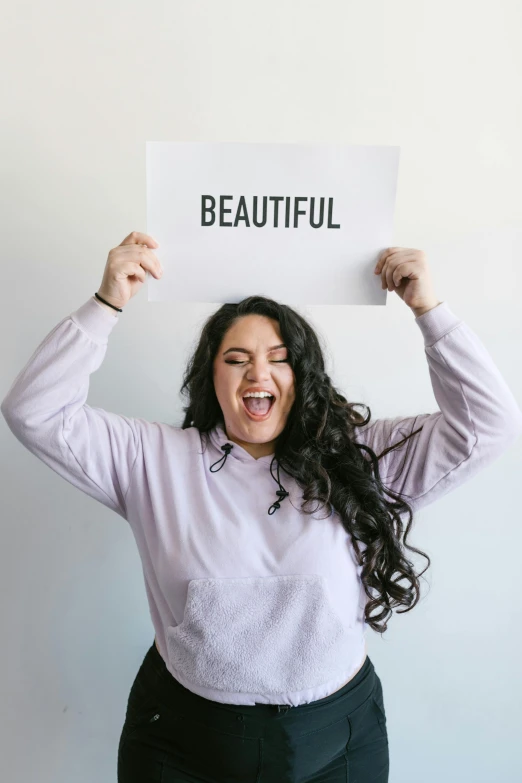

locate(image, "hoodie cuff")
[[69, 296, 121, 345], [414, 301, 463, 347]]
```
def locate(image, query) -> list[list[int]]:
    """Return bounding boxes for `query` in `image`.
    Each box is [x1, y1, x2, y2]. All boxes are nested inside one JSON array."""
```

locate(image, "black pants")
[[118, 640, 389, 782]]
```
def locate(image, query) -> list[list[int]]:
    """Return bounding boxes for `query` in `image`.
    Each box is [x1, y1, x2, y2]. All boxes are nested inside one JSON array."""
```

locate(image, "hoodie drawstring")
[[209, 443, 234, 472], [268, 460, 290, 515], [209, 442, 289, 515]]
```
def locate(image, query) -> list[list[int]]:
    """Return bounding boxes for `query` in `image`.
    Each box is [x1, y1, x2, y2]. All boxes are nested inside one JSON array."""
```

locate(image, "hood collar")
[[207, 423, 289, 515], [209, 423, 275, 464]]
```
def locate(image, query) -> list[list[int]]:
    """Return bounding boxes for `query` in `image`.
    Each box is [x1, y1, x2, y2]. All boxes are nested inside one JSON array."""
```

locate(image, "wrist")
[[94, 293, 122, 316], [411, 300, 442, 318]]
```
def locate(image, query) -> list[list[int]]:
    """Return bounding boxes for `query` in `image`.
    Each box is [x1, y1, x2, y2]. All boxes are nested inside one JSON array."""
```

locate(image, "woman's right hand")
[[97, 231, 163, 310]]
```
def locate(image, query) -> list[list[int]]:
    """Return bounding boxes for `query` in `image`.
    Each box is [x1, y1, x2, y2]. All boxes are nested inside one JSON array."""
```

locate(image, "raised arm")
[[1, 231, 163, 520], [354, 301, 522, 512], [1, 297, 142, 518]]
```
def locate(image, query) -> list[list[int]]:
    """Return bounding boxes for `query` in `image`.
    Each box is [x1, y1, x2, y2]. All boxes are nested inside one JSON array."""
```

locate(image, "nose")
[[246, 358, 273, 383]]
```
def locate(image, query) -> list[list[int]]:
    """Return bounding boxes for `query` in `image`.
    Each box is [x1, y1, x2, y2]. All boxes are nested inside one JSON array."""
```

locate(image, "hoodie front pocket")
[[166, 574, 357, 700]]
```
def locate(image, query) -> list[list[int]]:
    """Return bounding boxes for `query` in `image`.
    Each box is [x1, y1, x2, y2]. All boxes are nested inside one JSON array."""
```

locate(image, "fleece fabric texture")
[[2, 296, 522, 706]]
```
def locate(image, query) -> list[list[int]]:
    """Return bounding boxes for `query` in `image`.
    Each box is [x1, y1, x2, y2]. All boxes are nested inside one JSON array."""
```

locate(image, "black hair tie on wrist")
[[95, 292, 123, 312]]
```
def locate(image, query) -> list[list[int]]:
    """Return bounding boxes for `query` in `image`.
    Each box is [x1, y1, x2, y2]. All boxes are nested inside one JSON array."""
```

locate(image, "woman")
[[2, 231, 521, 783]]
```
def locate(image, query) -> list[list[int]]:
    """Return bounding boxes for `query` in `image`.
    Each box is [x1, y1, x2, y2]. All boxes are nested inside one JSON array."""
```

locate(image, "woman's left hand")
[[374, 247, 440, 314]]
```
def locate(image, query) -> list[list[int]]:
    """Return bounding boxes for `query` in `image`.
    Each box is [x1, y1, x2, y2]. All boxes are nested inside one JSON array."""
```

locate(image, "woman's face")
[[213, 315, 296, 459]]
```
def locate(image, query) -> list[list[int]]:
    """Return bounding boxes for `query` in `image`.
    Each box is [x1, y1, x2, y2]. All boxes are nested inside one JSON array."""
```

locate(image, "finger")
[[375, 247, 402, 275], [134, 247, 163, 279], [115, 244, 162, 278], [380, 256, 397, 290], [380, 252, 418, 288], [379, 259, 386, 290], [392, 260, 418, 287], [383, 256, 404, 290], [385, 258, 396, 290], [375, 248, 390, 272], [138, 246, 163, 278], [120, 231, 159, 248], [384, 255, 413, 289], [122, 260, 148, 283], [375, 248, 418, 274]]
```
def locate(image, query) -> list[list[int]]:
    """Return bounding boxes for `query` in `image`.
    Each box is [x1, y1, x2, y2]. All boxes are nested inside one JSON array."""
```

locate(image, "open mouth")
[[241, 395, 275, 420]]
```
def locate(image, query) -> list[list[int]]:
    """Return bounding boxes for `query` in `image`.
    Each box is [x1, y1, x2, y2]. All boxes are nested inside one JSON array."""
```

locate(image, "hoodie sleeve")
[[0, 296, 141, 520], [353, 302, 522, 513]]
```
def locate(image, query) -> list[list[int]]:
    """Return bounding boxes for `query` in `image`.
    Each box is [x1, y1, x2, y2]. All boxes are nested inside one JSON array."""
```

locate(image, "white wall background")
[[1, 1, 521, 781]]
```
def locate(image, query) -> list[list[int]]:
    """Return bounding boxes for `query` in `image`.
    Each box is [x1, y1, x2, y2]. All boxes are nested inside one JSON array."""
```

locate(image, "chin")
[[231, 416, 282, 438]]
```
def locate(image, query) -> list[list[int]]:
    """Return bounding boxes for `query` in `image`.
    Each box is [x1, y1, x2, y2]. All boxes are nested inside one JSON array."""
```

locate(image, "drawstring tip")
[[209, 442, 234, 472]]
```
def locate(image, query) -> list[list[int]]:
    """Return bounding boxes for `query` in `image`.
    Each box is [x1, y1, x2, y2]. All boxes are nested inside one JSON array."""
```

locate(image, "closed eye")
[[225, 360, 289, 365]]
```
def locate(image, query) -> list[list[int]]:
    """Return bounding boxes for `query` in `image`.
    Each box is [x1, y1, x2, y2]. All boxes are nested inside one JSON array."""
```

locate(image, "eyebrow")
[[223, 344, 287, 356]]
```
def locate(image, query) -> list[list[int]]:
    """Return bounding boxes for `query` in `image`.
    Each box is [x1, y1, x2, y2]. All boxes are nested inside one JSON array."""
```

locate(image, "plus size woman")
[[3, 231, 521, 783]]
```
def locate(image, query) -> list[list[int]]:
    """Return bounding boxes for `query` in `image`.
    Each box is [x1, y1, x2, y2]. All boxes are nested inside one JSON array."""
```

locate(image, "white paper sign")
[[146, 142, 399, 305]]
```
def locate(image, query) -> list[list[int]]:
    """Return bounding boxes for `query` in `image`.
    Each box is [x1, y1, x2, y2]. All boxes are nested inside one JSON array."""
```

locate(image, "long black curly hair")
[[178, 294, 431, 634]]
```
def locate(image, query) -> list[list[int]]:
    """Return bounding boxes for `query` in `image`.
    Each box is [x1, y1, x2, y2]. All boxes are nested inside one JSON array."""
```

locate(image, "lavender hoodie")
[[2, 296, 521, 706]]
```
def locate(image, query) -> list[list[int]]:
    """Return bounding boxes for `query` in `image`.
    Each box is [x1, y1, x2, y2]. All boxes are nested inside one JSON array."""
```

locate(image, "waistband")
[[142, 638, 376, 728]]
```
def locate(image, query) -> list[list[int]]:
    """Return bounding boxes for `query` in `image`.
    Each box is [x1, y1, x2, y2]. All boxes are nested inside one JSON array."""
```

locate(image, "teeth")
[[243, 392, 273, 398]]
